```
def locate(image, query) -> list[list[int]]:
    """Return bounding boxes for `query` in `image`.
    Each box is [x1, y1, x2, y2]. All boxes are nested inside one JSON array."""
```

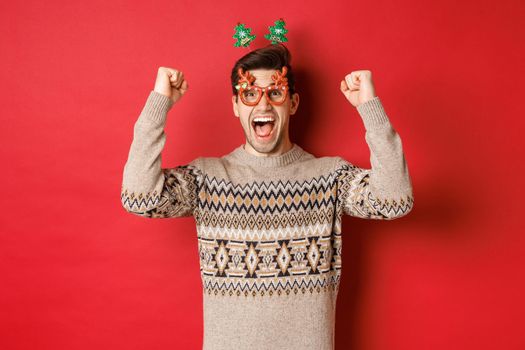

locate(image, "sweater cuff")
[[139, 90, 174, 125], [356, 96, 390, 130]]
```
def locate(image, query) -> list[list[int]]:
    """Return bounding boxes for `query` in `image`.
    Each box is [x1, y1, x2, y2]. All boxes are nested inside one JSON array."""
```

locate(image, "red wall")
[[1, 0, 524, 349]]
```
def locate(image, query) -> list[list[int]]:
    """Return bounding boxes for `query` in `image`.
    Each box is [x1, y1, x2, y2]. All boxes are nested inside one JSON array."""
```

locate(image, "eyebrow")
[[253, 82, 276, 87]]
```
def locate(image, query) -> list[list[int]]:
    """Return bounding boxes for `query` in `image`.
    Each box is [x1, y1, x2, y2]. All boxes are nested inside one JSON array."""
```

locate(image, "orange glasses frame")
[[236, 66, 289, 106]]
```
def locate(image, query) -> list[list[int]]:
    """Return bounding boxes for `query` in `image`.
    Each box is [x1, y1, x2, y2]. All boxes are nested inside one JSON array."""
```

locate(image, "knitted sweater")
[[121, 90, 414, 350]]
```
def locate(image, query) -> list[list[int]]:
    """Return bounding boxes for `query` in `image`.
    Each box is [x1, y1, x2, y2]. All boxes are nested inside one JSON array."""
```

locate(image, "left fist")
[[340, 70, 377, 107]]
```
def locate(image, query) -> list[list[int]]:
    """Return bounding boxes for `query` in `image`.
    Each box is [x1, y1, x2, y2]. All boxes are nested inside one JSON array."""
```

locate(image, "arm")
[[120, 90, 202, 218], [335, 96, 414, 220]]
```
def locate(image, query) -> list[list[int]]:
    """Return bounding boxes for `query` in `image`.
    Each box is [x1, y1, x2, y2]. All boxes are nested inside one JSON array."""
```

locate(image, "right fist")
[[153, 67, 189, 104]]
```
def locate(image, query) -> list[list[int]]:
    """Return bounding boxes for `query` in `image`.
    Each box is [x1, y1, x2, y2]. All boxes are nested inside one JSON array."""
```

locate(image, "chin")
[[248, 138, 280, 155], [252, 143, 277, 154]]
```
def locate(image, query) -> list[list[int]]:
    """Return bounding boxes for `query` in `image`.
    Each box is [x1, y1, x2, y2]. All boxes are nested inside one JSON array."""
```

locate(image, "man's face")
[[231, 69, 299, 156]]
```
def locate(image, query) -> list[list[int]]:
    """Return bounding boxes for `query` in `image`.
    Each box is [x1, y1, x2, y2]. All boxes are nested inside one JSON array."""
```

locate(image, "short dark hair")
[[230, 43, 296, 98]]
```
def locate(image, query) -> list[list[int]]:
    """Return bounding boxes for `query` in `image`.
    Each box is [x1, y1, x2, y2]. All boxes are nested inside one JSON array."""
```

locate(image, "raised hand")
[[154, 67, 189, 104], [340, 70, 377, 107]]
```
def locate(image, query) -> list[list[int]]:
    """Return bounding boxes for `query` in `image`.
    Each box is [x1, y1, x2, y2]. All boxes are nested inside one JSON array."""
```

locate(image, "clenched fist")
[[154, 67, 189, 104], [340, 70, 377, 108]]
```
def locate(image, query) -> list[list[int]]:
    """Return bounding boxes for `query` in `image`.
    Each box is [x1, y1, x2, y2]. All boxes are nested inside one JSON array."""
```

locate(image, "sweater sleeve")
[[120, 90, 203, 219], [335, 96, 414, 220]]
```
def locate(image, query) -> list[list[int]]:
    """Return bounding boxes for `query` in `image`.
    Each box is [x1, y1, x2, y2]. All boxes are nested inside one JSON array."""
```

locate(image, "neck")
[[243, 138, 293, 157], [232, 142, 305, 168]]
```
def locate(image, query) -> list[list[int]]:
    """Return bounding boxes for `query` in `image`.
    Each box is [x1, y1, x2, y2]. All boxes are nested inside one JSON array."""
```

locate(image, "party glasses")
[[235, 66, 290, 106], [239, 85, 288, 106]]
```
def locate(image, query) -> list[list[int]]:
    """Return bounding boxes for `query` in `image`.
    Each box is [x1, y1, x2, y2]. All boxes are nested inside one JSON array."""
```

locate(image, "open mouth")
[[252, 117, 276, 139]]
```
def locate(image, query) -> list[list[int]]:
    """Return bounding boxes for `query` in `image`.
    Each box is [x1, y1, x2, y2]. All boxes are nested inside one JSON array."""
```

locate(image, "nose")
[[256, 91, 272, 110]]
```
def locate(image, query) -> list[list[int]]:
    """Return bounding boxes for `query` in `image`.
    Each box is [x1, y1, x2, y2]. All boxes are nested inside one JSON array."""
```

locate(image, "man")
[[121, 44, 414, 350]]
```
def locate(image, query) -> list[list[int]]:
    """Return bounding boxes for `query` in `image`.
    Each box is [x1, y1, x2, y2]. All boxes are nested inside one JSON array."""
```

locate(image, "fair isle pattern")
[[195, 215, 334, 239], [336, 162, 414, 219], [198, 236, 341, 298], [120, 160, 414, 297], [194, 174, 342, 298], [120, 165, 201, 218], [195, 163, 413, 298], [197, 177, 338, 214], [195, 171, 338, 298]]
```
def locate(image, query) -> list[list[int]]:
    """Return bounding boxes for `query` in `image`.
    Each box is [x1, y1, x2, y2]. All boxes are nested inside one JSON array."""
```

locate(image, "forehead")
[[248, 69, 278, 86]]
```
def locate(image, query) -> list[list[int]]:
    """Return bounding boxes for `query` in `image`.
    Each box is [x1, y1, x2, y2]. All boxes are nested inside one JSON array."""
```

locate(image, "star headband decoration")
[[233, 18, 289, 48]]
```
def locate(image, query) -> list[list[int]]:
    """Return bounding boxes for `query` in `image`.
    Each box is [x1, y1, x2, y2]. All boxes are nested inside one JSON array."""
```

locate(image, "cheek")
[[239, 113, 252, 129], [240, 108, 253, 123], [277, 110, 289, 125]]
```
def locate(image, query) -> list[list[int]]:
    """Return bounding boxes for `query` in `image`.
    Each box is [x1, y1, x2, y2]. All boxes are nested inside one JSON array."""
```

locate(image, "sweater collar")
[[229, 143, 305, 168]]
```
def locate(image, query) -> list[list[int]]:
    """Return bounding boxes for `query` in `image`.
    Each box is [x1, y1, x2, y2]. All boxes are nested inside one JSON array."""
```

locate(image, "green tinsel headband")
[[233, 18, 289, 48]]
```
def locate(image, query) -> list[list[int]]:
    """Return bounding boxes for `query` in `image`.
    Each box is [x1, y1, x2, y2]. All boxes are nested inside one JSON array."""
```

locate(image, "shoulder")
[[300, 153, 339, 170], [321, 155, 363, 175], [292, 150, 352, 180], [188, 155, 233, 180], [189, 156, 224, 170]]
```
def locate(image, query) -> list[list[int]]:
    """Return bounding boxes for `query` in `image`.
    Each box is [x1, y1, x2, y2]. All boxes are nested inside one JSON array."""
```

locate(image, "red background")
[[1, 0, 524, 349]]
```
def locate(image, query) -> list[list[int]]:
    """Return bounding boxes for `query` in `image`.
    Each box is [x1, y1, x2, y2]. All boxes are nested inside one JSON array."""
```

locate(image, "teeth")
[[253, 117, 275, 123]]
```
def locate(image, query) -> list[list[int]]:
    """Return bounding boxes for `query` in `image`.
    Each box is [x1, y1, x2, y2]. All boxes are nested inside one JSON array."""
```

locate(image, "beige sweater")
[[121, 90, 414, 350]]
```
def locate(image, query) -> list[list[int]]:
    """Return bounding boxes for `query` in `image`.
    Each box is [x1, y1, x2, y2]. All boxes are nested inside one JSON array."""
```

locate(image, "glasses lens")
[[267, 86, 286, 103], [241, 87, 261, 104]]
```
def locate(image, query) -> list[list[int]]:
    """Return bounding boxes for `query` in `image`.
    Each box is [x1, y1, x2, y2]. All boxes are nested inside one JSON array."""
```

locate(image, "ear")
[[289, 93, 300, 115], [231, 95, 240, 117]]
